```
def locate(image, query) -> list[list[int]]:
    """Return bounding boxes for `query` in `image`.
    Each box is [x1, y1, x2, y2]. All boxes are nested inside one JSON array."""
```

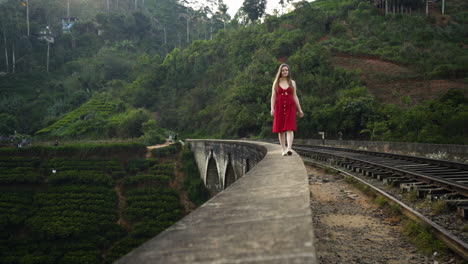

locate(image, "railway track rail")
[[294, 144, 468, 260]]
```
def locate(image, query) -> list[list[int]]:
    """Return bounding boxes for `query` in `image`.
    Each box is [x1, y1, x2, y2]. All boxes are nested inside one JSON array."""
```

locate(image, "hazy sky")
[[223, 0, 298, 17], [193, 0, 304, 18]]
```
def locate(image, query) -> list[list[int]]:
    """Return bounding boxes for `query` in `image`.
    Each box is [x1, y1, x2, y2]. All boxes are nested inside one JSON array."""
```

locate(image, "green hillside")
[[0, 0, 466, 144], [0, 143, 208, 263]]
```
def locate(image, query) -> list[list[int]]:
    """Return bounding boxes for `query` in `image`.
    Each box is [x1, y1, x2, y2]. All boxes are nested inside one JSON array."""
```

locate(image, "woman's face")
[[281, 66, 289, 78]]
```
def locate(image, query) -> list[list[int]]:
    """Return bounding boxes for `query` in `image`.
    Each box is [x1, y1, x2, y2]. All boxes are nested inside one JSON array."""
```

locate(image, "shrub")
[[181, 147, 210, 205]]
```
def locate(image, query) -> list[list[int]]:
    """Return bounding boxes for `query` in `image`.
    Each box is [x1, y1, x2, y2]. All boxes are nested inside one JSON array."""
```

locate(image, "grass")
[[462, 224, 468, 233], [430, 200, 447, 216], [324, 167, 339, 174], [406, 190, 419, 202], [403, 220, 448, 255], [374, 194, 388, 207]]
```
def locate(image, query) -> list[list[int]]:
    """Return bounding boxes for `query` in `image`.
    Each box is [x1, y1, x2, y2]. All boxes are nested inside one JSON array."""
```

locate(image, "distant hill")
[[330, 54, 467, 105], [0, 0, 466, 144]]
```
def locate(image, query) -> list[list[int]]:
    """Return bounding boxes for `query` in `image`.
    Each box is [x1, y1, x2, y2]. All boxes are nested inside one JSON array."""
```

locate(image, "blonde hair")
[[273, 63, 293, 94]]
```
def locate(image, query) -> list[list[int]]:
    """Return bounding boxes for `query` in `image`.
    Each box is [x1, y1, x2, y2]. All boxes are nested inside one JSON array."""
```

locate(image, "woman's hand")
[[299, 110, 304, 118], [270, 109, 274, 116]]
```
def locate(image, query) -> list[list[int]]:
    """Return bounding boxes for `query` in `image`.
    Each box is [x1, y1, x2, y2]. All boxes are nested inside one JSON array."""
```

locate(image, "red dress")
[[273, 85, 297, 133]]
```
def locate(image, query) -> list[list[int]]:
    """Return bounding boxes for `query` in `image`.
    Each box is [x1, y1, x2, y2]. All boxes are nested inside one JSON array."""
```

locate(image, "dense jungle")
[[0, 0, 466, 145]]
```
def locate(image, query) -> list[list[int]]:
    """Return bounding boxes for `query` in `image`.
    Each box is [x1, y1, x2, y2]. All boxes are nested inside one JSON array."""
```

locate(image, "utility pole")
[[44, 26, 54, 73], [46, 41, 50, 72], [26, 0, 30, 36], [67, 0, 70, 17], [186, 7, 190, 43], [442, 0, 445, 14], [12, 45, 15, 73], [3, 26, 8, 73], [385, 0, 388, 15]]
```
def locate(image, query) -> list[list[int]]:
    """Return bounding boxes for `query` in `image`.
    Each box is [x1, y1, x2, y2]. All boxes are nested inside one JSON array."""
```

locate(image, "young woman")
[[270, 63, 304, 156]]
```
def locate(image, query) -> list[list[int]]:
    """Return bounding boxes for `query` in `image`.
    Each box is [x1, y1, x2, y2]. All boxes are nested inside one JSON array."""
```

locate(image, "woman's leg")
[[278, 132, 286, 155], [286, 130, 294, 154]]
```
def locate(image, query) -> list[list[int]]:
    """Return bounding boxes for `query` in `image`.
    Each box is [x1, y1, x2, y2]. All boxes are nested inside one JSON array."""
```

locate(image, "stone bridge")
[[116, 140, 317, 264], [189, 140, 267, 195]]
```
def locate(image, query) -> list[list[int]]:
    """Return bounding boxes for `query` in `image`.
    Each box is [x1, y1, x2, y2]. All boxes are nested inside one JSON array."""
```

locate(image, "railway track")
[[294, 144, 468, 260]]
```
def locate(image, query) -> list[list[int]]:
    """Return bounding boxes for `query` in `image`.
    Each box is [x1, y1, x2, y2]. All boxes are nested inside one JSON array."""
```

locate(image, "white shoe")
[[282, 151, 287, 156]]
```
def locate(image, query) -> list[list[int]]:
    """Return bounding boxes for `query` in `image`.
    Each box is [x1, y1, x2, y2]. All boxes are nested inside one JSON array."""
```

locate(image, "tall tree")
[[26, 0, 30, 36], [216, 0, 230, 30], [241, 0, 267, 23]]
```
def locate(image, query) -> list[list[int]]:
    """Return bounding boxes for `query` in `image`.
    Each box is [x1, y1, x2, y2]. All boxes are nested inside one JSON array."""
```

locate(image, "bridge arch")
[[205, 151, 221, 195], [224, 154, 236, 189], [245, 158, 250, 174]]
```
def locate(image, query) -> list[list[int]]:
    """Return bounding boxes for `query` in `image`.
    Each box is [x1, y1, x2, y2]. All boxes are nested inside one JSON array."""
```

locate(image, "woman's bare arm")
[[292, 80, 304, 117], [270, 84, 276, 116]]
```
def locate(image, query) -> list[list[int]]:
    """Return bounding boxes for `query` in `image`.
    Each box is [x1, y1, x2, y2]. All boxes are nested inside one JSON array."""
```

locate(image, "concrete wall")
[[294, 139, 468, 163]]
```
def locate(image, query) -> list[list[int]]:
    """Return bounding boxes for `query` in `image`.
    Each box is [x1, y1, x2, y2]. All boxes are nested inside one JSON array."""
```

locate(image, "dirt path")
[[115, 181, 131, 231], [146, 142, 171, 158], [307, 165, 440, 264]]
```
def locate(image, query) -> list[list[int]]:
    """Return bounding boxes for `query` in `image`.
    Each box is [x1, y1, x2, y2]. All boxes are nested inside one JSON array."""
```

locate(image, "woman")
[[271, 63, 304, 156]]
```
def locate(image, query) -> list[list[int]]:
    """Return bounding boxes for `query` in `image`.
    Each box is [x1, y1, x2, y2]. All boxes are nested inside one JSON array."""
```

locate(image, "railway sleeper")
[[416, 187, 446, 199], [338, 161, 353, 167], [456, 206, 468, 219], [400, 182, 428, 192], [445, 199, 468, 210], [392, 180, 418, 187], [436, 171, 468, 176], [365, 169, 386, 177], [359, 166, 375, 175], [426, 190, 454, 201], [383, 176, 409, 186], [356, 165, 374, 174], [375, 173, 395, 181], [438, 176, 468, 180], [351, 164, 366, 173], [344, 163, 356, 170]]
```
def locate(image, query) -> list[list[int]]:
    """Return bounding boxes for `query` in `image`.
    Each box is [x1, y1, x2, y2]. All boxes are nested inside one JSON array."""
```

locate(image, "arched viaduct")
[[116, 139, 317, 264], [189, 140, 266, 195]]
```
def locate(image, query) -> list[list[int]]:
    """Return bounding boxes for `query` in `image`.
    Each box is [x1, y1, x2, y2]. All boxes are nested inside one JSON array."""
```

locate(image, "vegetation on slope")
[[0, 0, 466, 145], [0, 142, 208, 263]]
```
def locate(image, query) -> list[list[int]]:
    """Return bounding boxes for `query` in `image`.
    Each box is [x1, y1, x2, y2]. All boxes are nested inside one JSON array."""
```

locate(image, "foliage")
[[124, 187, 183, 222], [242, 0, 267, 23], [0, 113, 18, 136], [366, 90, 468, 144], [403, 220, 447, 254], [0, 0, 467, 144], [139, 119, 167, 146], [0, 143, 191, 263], [0, 142, 147, 158], [181, 146, 210, 205], [123, 173, 171, 187]]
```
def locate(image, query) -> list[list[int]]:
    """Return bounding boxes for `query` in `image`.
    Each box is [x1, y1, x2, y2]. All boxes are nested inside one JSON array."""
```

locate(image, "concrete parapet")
[[115, 140, 317, 264]]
